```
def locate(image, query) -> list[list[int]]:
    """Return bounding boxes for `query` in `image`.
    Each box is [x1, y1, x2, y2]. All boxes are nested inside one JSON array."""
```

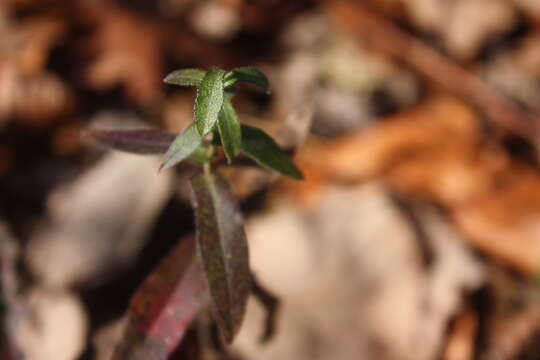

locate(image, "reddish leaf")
[[84, 128, 175, 155], [191, 173, 251, 343], [113, 236, 208, 360]]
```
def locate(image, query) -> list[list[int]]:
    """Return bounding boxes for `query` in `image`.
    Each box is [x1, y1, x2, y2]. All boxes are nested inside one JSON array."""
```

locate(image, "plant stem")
[[203, 145, 214, 176]]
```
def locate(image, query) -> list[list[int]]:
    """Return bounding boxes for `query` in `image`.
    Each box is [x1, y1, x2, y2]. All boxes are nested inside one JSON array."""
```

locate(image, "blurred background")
[[2, 0, 540, 359]]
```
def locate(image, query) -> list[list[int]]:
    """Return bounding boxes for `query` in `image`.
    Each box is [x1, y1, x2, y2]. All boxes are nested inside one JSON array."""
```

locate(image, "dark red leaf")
[[113, 236, 208, 360]]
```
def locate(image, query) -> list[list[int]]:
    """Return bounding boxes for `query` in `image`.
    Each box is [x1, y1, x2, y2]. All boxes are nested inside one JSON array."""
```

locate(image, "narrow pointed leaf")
[[84, 129, 175, 155], [160, 123, 203, 171], [113, 236, 208, 360], [224, 88, 237, 102], [223, 67, 270, 93], [240, 125, 304, 180], [164, 69, 205, 87], [195, 68, 225, 135], [191, 174, 250, 343], [217, 100, 241, 163]]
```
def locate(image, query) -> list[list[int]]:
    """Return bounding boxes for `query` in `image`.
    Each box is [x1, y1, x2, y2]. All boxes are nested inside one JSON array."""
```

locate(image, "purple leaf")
[[84, 129, 175, 155], [191, 173, 250, 343]]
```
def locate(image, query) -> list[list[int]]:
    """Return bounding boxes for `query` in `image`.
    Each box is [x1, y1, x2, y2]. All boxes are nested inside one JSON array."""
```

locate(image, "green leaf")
[[83, 128, 175, 155], [224, 87, 237, 102], [195, 68, 225, 135], [217, 100, 241, 163], [240, 125, 304, 180], [191, 173, 250, 343], [224, 67, 270, 93], [160, 123, 203, 171], [164, 68, 206, 87]]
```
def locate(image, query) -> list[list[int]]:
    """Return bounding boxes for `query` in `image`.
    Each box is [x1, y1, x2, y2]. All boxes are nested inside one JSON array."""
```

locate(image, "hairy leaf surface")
[[217, 100, 241, 163], [195, 68, 225, 135], [191, 174, 250, 343], [160, 123, 202, 171], [164, 69, 205, 87], [240, 125, 304, 180]]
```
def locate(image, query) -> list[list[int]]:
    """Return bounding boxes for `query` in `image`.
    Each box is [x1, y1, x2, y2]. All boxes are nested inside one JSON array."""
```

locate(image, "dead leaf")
[[0, 14, 72, 126], [80, 2, 163, 105], [443, 309, 477, 360], [26, 152, 173, 288], [284, 96, 540, 275], [15, 288, 87, 360], [404, 0, 517, 60]]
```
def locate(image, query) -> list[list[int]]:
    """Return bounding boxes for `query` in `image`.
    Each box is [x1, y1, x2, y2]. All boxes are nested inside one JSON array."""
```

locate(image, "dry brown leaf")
[[16, 288, 87, 360], [26, 152, 173, 288], [284, 96, 540, 275], [443, 309, 477, 360], [487, 305, 540, 359], [404, 0, 517, 60], [0, 14, 72, 126], [286, 96, 504, 206], [452, 166, 540, 275], [511, 0, 540, 20], [236, 185, 484, 360], [81, 2, 163, 105]]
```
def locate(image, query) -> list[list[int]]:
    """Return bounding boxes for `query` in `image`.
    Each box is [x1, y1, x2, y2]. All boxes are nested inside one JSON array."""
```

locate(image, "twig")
[[387, 192, 433, 268], [250, 274, 279, 344]]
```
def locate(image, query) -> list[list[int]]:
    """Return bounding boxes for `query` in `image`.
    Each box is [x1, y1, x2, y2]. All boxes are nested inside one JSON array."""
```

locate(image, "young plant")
[[85, 66, 303, 354]]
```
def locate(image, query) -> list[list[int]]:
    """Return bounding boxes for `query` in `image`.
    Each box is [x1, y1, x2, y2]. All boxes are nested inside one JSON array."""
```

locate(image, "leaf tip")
[[293, 171, 305, 181], [158, 159, 171, 173], [286, 166, 305, 181], [163, 75, 170, 83], [163, 71, 178, 85]]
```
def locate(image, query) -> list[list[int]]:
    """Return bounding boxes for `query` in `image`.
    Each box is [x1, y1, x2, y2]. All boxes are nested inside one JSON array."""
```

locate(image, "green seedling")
[[85, 66, 303, 345]]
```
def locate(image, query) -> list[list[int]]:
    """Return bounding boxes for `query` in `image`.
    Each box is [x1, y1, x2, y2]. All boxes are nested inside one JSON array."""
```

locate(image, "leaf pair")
[[112, 174, 251, 349], [164, 67, 269, 93], [85, 125, 304, 180], [164, 66, 270, 167], [84, 66, 301, 350], [164, 66, 269, 136]]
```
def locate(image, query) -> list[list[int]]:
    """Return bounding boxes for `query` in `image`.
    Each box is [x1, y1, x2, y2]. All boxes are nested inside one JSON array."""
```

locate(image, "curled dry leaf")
[[113, 236, 208, 360], [191, 173, 250, 343]]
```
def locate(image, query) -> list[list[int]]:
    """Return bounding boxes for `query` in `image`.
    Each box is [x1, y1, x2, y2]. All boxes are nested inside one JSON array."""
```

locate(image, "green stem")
[[203, 162, 211, 176], [203, 145, 214, 176]]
